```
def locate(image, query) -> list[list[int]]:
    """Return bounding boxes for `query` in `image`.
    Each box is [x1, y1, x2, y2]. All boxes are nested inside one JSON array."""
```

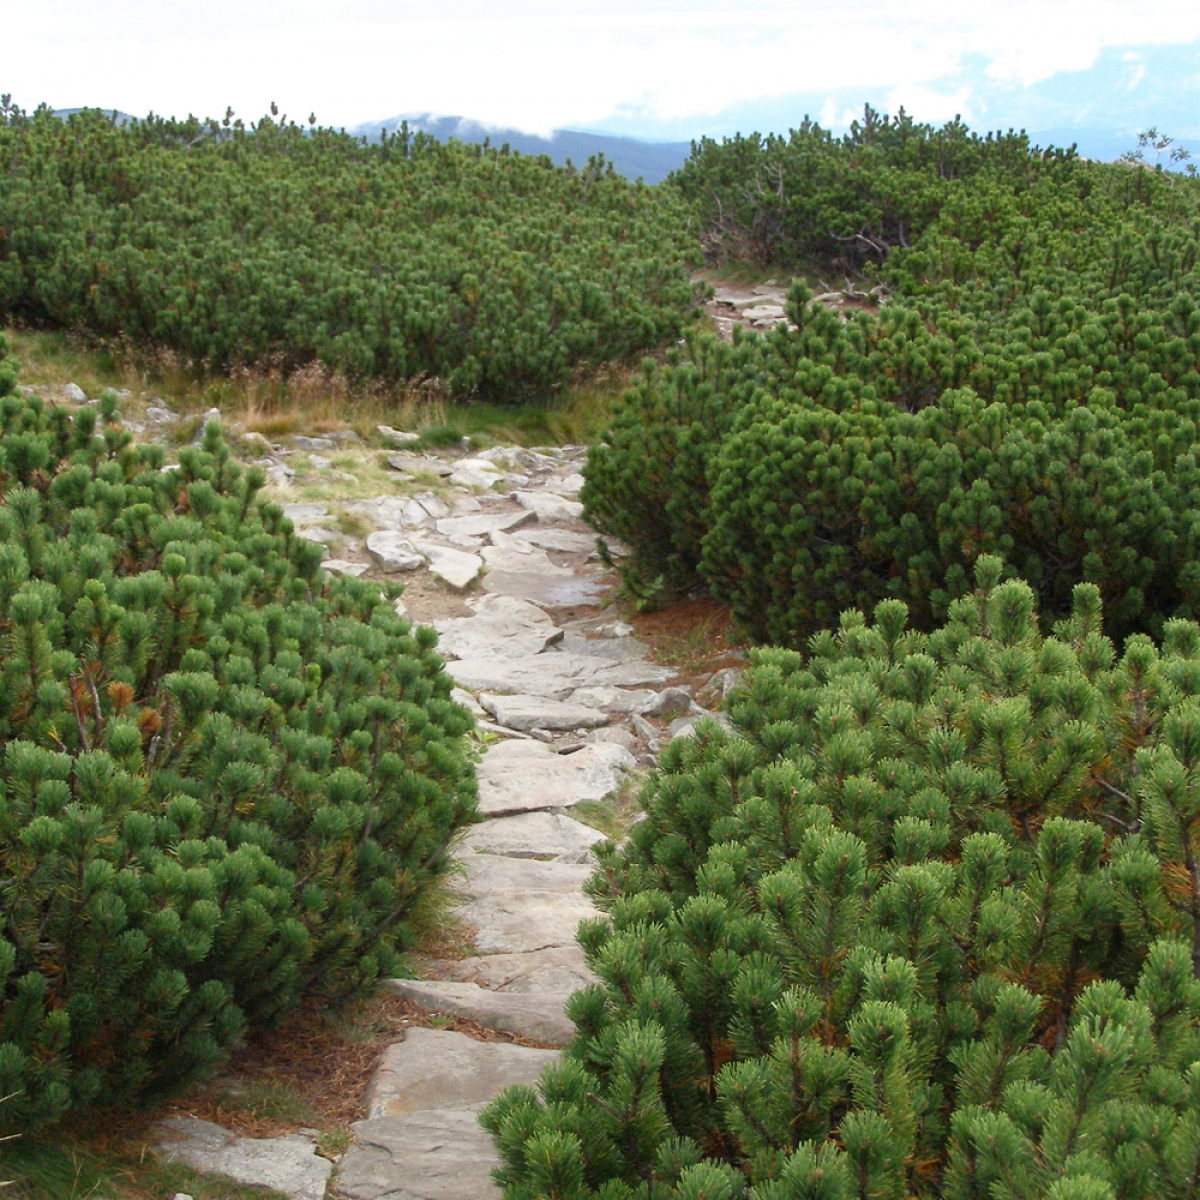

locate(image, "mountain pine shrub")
[[0, 335, 476, 1131], [484, 558, 1200, 1200], [585, 122, 1200, 644]]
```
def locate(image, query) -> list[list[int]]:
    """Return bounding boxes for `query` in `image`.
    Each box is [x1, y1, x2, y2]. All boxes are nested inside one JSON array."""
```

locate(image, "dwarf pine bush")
[[0, 335, 476, 1131], [484, 559, 1200, 1200]]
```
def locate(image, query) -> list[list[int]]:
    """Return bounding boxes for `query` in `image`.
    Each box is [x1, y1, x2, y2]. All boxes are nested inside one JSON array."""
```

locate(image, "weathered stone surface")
[[480, 693, 608, 732], [434, 594, 564, 660], [366, 532, 426, 573], [511, 526, 597, 553], [514, 491, 584, 521], [154, 1118, 331, 1200], [339, 1108, 498, 1200], [361, 1027, 557, 1119], [387, 453, 453, 476], [475, 739, 636, 815], [461, 811, 607, 860], [415, 542, 483, 589], [387, 980, 575, 1045], [63, 382, 87, 402], [323, 559, 369, 578], [293, 435, 336, 451], [456, 867, 599, 954], [434, 945, 596, 994], [451, 457, 505, 489], [545, 472, 585, 496], [377, 424, 421, 447], [589, 660, 677, 688], [296, 525, 339, 546], [586, 724, 640, 751], [346, 496, 426, 530], [445, 651, 602, 699], [569, 685, 658, 714], [643, 686, 693, 716], [436, 510, 535, 540], [414, 491, 451, 519], [282, 503, 329, 524]]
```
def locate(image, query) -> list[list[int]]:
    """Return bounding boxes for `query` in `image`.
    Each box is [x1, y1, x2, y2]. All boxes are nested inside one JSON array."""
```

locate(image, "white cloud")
[[6, 1, 1200, 135]]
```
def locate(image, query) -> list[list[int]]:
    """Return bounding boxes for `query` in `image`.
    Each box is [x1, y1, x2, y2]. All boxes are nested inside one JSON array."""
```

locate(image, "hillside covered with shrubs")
[[0, 102, 700, 401], [0, 335, 475, 1132], [485, 564, 1200, 1200], [585, 109, 1200, 645]]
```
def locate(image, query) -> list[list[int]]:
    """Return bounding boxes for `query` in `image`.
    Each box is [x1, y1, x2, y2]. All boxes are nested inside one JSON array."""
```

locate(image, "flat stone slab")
[[387, 980, 575, 1046], [154, 1118, 331, 1200], [366, 532, 426, 572], [434, 595, 564, 660], [514, 491, 584, 521], [361, 1027, 557, 1118], [447, 647, 669, 699], [476, 739, 636, 814], [433, 945, 597, 994], [570, 685, 659, 714], [480, 692, 609, 732], [346, 496, 425, 530], [436, 510, 536, 540], [340, 1108, 498, 1200], [282, 503, 329, 524], [322, 559, 370, 578], [462, 811, 608, 860], [545, 473, 585, 496], [415, 542, 483, 589], [512, 527, 598, 553], [457, 886, 598, 954], [387, 453, 453, 476]]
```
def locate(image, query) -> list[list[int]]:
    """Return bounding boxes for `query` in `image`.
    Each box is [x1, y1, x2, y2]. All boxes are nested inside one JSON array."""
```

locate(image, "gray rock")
[[462, 811, 608, 860], [669, 711, 736, 739], [293, 435, 336, 451], [450, 686, 487, 716], [545, 472, 586, 497], [415, 542, 483, 589], [192, 408, 222, 444], [346, 496, 423, 530], [480, 693, 608, 732], [387, 453, 453, 476], [597, 620, 635, 638], [586, 724, 640, 751], [511, 526, 597, 553], [377, 424, 421, 447], [339, 1108, 499, 1200], [296, 525, 339, 545], [154, 1118, 331, 1200], [434, 594, 564, 661], [436, 510, 536, 540], [414, 491, 451, 520], [366, 532, 426, 573], [282, 503, 330, 525], [569, 685, 659, 715], [146, 402, 179, 425], [386, 979, 575, 1046], [456, 886, 598, 955], [695, 667, 744, 707], [322, 559, 369, 578], [63, 382, 87, 402], [361, 1027, 557, 1119], [476, 739, 636, 815], [435, 945, 596, 994], [643, 686, 693, 716], [446, 652, 599, 700], [513, 491, 584, 521], [589, 660, 676, 688], [308, 453, 332, 468]]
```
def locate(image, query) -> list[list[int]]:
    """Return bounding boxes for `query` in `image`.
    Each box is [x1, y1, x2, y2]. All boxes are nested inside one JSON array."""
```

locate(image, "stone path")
[[703, 276, 885, 341], [151, 430, 738, 1199]]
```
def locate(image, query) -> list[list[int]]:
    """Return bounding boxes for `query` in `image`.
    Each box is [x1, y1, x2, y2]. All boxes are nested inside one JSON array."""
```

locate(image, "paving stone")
[[446, 651, 610, 699], [480, 692, 609, 732], [436, 510, 536, 540], [415, 542, 483, 589], [569, 685, 659, 714], [361, 1027, 557, 1118], [346, 496, 427, 530], [433, 945, 597, 994], [434, 594, 564, 660], [475, 739, 636, 815], [461, 811, 608, 859], [414, 491, 451, 520], [514, 491, 584, 521], [511, 526, 597, 553], [545, 472, 585, 496], [366, 532, 427, 572], [387, 979, 575, 1045], [322, 559, 369, 578], [282, 503, 329, 524], [387, 453, 453, 476], [154, 1118, 331, 1200], [460, 853, 595, 894], [339, 1108, 499, 1200]]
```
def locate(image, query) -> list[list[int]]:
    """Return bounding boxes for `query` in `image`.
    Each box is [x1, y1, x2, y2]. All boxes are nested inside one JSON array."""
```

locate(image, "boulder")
[[366, 532, 426, 573]]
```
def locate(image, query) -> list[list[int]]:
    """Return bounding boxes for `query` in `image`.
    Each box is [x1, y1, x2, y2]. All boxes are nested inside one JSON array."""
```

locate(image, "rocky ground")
[[134, 411, 743, 1200]]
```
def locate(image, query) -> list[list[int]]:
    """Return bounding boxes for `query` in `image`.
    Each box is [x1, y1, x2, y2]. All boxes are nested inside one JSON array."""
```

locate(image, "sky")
[[8, 1, 1200, 157]]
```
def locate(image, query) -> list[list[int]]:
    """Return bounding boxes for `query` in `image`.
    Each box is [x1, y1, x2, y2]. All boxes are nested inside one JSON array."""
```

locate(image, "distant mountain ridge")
[[349, 114, 691, 184]]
